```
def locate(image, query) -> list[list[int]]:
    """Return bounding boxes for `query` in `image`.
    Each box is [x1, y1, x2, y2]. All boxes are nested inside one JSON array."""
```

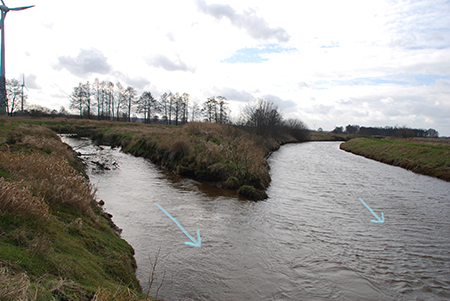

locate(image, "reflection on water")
[[62, 137, 450, 300]]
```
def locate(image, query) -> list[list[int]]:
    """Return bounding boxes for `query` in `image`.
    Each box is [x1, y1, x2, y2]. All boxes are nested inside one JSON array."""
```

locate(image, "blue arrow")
[[156, 204, 201, 247], [359, 198, 384, 223]]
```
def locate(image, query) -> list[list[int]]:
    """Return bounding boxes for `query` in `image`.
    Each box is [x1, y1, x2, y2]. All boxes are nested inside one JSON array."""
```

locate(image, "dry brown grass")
[[0, 151, 95, 215], [0, 178, 49, 222], [0, 260, 95, 301], [92, 286, 148, 301], [0, 264, 31, 301]]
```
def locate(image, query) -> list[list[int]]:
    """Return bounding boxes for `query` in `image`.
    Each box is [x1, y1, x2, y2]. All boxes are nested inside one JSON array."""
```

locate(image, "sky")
[[4, 0, 450, 135]]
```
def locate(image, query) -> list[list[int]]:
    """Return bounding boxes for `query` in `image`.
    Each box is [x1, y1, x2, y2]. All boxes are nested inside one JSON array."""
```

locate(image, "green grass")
[[0, 117, 155, 300], [340, 137, 450, 181]]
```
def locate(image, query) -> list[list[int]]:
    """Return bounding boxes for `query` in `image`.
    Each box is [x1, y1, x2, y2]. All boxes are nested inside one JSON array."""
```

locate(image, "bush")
[[223, 176, 240, 190], [238, 185, 268, 200]]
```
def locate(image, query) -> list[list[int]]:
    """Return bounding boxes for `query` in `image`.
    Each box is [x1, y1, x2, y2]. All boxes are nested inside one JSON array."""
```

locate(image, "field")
[[340, 137, 450, 182]]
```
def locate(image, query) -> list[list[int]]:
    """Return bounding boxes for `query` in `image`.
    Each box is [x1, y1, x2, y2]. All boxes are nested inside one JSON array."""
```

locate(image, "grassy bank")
[[340, 137, 450, 182], [9, 117, 302, 200], [0, 119, 152, 300], [309, 131, 356, 141]]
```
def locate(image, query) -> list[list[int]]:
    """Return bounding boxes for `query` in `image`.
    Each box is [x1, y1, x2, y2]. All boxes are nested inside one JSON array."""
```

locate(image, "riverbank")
[[0, 119, 153, 300], [340, 137, 450, 182], [11, 117, 305, 200]]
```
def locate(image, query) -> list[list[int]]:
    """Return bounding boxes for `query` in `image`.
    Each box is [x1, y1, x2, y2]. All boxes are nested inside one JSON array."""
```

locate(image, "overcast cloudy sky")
[[5, 0, 450, 135]]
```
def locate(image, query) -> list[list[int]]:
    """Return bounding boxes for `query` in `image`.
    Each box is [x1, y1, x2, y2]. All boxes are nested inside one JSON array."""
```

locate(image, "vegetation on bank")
[[50, 118, 306, 200], [309, 131, 356, 141], [340, 137, 450, 182], [0, 120, 152, 300], [1, 107, 310, 200]]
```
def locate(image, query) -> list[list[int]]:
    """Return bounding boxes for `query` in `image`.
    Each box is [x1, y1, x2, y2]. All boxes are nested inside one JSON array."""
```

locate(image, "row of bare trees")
[[70, 79, 138, 122], [69, 79, 231, 125], [69, 80, 309, 140]]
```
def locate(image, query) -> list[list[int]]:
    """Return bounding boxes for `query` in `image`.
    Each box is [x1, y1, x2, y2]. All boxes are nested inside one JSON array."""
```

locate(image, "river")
[[62, 137, 450, 300]]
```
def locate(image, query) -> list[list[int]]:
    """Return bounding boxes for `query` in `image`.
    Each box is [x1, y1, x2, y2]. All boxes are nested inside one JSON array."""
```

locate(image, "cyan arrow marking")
[[156, 204, 201, 247], [359, 198, 384, 223]]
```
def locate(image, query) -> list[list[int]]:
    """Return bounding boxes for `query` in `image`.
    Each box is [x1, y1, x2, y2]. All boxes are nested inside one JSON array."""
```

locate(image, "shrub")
[[238, 185, 268, 200], [223, 176, 240, 190]]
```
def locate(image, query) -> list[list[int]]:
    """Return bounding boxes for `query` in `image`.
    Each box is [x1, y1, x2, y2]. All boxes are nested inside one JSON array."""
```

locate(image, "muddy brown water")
[[62, 137, 450, 300]]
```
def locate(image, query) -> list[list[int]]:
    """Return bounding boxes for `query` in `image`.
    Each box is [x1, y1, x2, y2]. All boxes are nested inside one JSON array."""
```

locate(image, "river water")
[[62, 137, 450, 300]]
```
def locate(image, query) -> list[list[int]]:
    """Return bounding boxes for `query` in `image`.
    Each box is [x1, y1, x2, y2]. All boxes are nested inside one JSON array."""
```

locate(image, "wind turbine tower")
[[21, 73, 27, 112], [0, 1, 34, 115]]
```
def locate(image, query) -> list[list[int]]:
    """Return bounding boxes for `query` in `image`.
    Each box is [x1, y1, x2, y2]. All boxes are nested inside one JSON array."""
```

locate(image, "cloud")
[[146, 54, 195, 72], [211, 87, 256, 102], [25, 74, 40, 90], [113, 71, 150, 90], [262, 94, 296, 110], [195, 0, 290, 43], [55, 48, 112, 77], [387, 0, 450, 50], [298, 82, 310, 89], [222, 44, 296, 63], [166, 32, 175, 42]]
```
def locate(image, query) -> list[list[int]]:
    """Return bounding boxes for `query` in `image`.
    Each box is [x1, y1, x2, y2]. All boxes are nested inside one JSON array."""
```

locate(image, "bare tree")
[[160, 92, 169, 124], [216, 96, 228, 124], [83, 81, 92, 119], [93, 78, 102, 119], [181, 93, 190, 124], [6, 79, 22, 116], [241, 99, 283, 135], [136, 91, 156, 124], [202, 97, 216, 122], [171, 92, 181, 125], [114, 82, 126, 121], [69, 83, 85, 117], [168, 92, 175, 125], [190, 101, 201, 122], [124, 86, 137, 122], [283, 118, 310, 141]]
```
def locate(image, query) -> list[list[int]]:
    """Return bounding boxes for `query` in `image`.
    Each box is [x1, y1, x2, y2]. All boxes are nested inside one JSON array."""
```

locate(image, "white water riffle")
[[62, 137, 450, 301]]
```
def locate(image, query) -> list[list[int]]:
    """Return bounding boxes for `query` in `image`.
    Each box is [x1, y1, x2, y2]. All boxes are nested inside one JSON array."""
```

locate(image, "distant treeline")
[[333, 125, 439, 138]]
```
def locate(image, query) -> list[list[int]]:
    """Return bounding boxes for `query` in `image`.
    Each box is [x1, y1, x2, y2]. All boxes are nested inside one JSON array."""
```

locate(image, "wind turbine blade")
[[9, 6, 35, 11], [0, 1, 4, 7]]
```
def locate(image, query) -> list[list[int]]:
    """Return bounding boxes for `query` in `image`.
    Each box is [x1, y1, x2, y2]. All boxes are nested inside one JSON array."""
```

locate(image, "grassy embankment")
[[0, 119, 153, 300], [309, 131, 356, 141], [42, 118, 301, 200], [340, 137, 450, 182]]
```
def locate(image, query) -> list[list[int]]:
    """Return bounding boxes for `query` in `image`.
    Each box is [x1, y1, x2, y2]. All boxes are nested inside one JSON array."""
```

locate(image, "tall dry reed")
[[0, 151, 95, 215], [0, 178, 49, 222]]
